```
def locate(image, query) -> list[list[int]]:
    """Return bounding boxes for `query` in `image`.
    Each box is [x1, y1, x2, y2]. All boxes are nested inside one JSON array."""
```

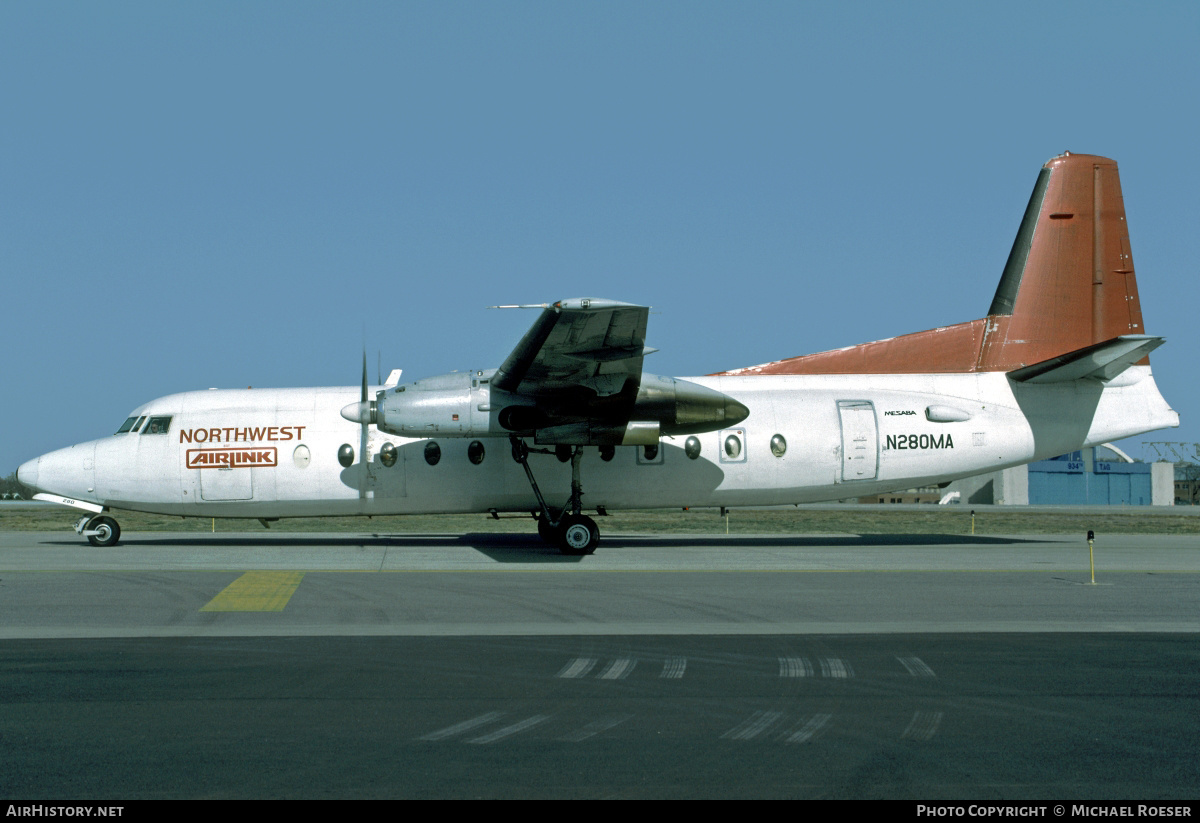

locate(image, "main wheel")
[[86, 516, 121, 547], [557, 513, 599, 556]]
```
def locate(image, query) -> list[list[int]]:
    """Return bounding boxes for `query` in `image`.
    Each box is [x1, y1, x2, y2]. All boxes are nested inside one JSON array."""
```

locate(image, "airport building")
[[1173, 464, 1200, 506], [862, 444, 1175, 506]]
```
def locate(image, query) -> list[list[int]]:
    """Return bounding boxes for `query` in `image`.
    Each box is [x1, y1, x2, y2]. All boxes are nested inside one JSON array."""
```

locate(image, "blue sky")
[[3, 2, 1198, 473]]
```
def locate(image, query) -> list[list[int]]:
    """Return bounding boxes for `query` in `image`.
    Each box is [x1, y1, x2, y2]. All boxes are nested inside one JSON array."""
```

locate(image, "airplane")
[[16, 152, 1179, 554]]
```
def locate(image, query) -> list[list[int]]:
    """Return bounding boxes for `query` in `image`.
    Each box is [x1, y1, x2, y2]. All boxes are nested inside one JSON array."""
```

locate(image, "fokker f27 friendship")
[[18, 153, 1179, 553]]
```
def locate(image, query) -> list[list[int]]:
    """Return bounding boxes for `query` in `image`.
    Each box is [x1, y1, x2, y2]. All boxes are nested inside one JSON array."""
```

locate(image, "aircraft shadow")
[[464, 532, 1051, 562], [43, 530, 1053, 563]]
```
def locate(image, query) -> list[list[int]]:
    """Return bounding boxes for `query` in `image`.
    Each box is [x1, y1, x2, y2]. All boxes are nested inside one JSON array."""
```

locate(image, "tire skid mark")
[[419, 711, 504, 741], [784, 713, 833, 744]]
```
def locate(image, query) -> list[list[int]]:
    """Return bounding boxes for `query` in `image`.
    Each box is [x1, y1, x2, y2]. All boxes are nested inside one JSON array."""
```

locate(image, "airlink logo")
[[186, 447, 278, 470]]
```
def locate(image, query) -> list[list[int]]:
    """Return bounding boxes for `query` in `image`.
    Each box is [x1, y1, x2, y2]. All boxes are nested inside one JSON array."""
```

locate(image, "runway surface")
[[2, 529, 1198, 798]]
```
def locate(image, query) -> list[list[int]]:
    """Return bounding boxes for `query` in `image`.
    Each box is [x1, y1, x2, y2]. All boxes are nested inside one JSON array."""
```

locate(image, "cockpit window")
[[142, 416, 173, 435], [131, 416, 146, 432], [116, 417, 138, 434]]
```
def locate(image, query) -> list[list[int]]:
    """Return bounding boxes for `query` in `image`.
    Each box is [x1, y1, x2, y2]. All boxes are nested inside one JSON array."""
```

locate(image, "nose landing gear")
[[75, 514, 121, 547]]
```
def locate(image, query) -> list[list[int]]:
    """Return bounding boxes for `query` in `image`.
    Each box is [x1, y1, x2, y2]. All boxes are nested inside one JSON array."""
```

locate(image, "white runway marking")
[[557, 657, 598, 678], [468, 714, 551, 744], [722, 710, 784, 740], [819, 658, 853, 678], [660, 657, 687, 679], [419, 711, 504, 741], [785, 713, 833, 744], [598, 658, 636, 679], [902, 711, 944, 741], [897, 656, 936, 677], [778, 656, 813, 677]]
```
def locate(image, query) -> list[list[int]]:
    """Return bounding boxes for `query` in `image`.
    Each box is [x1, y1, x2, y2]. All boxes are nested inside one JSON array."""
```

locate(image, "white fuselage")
[[20, 367, 1178, 518]]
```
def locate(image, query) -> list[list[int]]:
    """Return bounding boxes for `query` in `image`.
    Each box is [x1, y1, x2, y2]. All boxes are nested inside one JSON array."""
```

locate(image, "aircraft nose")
[[18, 444, 96, 501], [16, 456, 39, 493]]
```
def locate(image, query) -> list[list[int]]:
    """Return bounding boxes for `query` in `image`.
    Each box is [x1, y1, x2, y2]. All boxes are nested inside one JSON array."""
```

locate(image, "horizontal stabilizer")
[[1007, 335, 1163, 383]]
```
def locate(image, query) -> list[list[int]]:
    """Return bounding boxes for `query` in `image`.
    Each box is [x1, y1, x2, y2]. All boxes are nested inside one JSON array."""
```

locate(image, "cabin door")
[[200, 466, 253, 500], [838, 401, 878, 482]]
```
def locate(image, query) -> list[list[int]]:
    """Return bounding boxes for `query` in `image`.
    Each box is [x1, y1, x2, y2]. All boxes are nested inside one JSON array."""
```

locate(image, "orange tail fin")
[[717, 153, 1149, 377], [978, 152, 1146, 370]]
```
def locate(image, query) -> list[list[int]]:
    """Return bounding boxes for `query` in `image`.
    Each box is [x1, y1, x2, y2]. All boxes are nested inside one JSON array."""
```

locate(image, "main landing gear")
[[511, 436, 600, 555], [74, 513, 121, 547]]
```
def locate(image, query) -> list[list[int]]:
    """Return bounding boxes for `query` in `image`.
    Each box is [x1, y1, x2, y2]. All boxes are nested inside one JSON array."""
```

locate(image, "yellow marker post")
[[1087, 529, 1096, 585], [970, 509, 975, 535]]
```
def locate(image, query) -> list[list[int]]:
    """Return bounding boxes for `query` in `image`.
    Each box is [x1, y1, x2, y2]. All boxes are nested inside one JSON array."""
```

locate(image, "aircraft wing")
[[491, 299, 653, 398]]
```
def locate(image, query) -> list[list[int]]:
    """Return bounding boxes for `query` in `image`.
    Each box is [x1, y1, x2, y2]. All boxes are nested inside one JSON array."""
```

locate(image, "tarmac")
[[2, 528, 1197, 798]]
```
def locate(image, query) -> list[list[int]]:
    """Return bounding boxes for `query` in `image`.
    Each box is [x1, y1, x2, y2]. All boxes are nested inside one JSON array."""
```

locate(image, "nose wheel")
[[77, 515, 121, 547]]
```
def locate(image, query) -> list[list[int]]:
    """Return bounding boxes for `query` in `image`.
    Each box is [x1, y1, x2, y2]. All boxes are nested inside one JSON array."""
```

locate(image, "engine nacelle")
[[357, 370, 749, 444], [633, 374, 749, 436], [374, 372, 498, 436]]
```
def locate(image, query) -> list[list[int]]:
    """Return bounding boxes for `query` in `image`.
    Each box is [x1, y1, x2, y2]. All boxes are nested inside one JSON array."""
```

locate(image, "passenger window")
[[424, 441, 441, 466], [719, 429, 747, 463], [636, 442, 664, 465], [724, 435, 741, 459], [770, 434, 787, 457], [142, 416, 173, 435], [467, 440, 486, 465]]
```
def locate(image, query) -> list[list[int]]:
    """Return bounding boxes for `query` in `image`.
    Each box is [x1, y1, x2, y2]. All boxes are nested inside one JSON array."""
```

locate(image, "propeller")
[[336, 352, 379, 496], [339, 351, 377, 426], [359, 352, 373, 487]]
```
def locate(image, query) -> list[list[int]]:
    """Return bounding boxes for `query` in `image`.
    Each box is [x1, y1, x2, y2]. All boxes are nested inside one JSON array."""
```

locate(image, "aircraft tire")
[[557, 513, 599, 556], [537, 515, 557, 544], [536, 509, 563, 544], [86, 516, 121, 548]]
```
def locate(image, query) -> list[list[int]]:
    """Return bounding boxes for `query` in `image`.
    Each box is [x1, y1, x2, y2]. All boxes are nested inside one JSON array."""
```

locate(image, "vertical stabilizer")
[[715, 152, 1156, 378], [978, 153, 1146, 370]]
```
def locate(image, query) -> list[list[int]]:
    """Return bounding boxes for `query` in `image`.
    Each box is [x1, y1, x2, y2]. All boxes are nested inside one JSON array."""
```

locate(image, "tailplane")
[[1007, 334, 1162, 383]]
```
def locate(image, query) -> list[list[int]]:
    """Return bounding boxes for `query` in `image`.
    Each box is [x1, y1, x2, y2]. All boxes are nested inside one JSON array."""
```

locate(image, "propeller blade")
[[362, 351, 369, 405], [358, 349, 374, 495]]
